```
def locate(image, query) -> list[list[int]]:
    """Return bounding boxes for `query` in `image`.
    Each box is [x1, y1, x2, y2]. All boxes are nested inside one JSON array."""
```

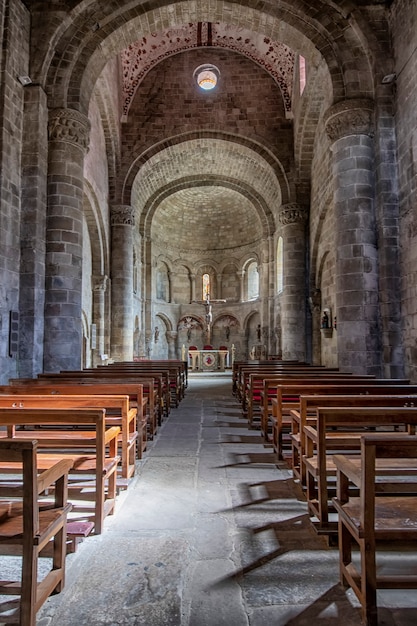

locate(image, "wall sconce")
[[17, 75, 32, 86]]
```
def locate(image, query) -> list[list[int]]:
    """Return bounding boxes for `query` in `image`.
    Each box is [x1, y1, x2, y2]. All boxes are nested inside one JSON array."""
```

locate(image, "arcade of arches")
[[1, 0, 417, 383]]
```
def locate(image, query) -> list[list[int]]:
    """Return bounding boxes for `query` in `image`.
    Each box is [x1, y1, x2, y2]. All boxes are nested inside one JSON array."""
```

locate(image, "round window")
[[194, 64, 220, 91]]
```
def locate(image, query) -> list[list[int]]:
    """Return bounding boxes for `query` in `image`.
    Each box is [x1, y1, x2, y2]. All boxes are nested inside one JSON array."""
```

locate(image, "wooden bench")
[[20, 372, 165, 428], [270, 382, 417, 460], [2, 380, 154, 447], [0, 439, 73, 626], [0, 408, 120, 535], [332, 434, 417, 626], [303, 406, 417, 537], [245, 368, 345, 426], [103, 360, 187, 406], [232, 360, 307, 399], [0, 393, 139, 480], [60, 367, 172, 417], [241, 366, 346, 418], [291, 392, 417, 486]]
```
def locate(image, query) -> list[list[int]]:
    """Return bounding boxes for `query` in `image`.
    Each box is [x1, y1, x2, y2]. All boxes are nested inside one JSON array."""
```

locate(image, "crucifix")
[[193, 293, 226, 345]]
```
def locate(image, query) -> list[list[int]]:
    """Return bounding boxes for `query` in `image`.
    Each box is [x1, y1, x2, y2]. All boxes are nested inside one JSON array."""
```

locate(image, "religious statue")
[[321, 312, 329, 328], [154, 326, 159, 342], [192, 293, 226, 345]]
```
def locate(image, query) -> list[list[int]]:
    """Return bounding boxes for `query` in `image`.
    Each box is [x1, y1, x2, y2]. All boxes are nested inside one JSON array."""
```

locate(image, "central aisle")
[[38, 374, 364, 626]]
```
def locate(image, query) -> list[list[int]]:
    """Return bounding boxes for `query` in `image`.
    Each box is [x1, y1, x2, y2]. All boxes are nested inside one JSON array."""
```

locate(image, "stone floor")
[[30, 373, 417, 625]]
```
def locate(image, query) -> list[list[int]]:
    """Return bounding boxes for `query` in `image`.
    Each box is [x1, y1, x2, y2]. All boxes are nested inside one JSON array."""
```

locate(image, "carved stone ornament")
[[93, 274, 108, 291], [278, 204, 308, 226], [324, 99, 375, 142], [48, 108, 91, 150], [111, 205, 135, 226]]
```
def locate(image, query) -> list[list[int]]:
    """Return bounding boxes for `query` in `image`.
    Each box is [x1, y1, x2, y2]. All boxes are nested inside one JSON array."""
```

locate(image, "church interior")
[[1, 0, 416, 383], [1, 0, 417, 624]]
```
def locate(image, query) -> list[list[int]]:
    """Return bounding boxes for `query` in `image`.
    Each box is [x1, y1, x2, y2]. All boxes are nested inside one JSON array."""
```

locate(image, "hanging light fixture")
[[194, 64, 220, 91]]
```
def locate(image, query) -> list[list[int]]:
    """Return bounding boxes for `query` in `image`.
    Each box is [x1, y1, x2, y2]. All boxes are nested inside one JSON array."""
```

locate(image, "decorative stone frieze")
[[111, 205, 135, 226], [324, 98, 375, 142], [48, 108, 90, 151], [278, 203, 308, 226]]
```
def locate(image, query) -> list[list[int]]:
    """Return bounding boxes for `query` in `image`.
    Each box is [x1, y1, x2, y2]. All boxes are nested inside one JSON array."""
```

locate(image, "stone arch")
[[155, 312, 173, 333], [83, 180, 109, 277], [38, 1, 379, 114], [169, 261, 192, 304], [126, 132, 290, 211], [139, 175, 276, 244]]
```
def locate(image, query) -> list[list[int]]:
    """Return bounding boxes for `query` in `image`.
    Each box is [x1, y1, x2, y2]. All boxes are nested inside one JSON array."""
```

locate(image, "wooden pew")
[[232, 360, 306, 398], [4, 379, 155, 443], [107, 360, 187, 404], [244, 368, 344, 425], [242, 367, 353, 421], [303, 406, 417, 537], [99, 362, 182, 411], [0, 439, 73, 626], [291, 392, 417, 486], [0, 408, 120, 535], [26, 371, 166, 426], [0, 393, 138, 479], [332, 435, 417, 626], [270, 382, 417, 460]]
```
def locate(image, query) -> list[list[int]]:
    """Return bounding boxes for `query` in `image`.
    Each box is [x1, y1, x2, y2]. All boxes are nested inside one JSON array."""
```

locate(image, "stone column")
[[278, 204, 308, 362], [44, 108, 90, 372], [110, 205, 135, 361], [92, 274, 108, 366], [238, 270, 245, 302], [324, 99, 381, 374]]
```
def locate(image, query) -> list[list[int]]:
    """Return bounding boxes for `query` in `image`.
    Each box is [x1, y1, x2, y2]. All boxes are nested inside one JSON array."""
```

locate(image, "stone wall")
[[390, 0, 417, 381], [0, 0, 30, 381]]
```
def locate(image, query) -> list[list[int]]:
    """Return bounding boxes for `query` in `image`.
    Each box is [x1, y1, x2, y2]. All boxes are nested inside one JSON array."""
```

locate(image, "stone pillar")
[[166, 331, 178, 359], [324, 99, 381, 374], [278, 204, 308, 362], [92, 274, 108, 366], [238, 270, 245, 302], [44, 108, 90, 372], [111, 205, 135, 361]]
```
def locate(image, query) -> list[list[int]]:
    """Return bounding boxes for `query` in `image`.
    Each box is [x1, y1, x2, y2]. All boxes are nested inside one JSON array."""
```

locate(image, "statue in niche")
[[154, 326, 159, 342], [321, 312, 329, 328]]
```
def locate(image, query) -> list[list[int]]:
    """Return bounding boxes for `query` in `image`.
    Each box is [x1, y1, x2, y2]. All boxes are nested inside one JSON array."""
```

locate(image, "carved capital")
[[111, 205, 135, 226], [324, 99, 374, 142], [278, 203, 308, 226], [48, 108, 90, 151]]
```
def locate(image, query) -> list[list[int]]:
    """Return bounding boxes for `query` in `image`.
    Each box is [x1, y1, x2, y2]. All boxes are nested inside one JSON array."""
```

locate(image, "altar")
[[188, 349, 229, 372]]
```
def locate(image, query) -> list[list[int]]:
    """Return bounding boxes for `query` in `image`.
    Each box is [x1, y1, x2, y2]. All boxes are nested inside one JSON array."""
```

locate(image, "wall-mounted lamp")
[[17, 75, 32, 86], [381, 73, 396, 85]]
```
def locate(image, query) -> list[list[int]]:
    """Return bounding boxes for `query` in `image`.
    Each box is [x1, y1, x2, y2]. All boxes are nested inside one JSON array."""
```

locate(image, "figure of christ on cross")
[[192, 294, 226, 345]]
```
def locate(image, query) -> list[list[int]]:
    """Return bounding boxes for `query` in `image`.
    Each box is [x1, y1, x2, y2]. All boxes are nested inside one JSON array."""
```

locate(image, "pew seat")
[[332, 435, 417, 626], [0, 439, 73, 626]]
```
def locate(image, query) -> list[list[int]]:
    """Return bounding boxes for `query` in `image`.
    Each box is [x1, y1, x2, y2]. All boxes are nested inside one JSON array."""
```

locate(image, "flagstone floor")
[[32, 373, 416, 626]]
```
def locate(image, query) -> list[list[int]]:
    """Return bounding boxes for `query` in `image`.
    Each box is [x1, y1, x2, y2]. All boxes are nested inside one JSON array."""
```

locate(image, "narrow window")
[[299, 55, 306, 95], [203, 273, 210, 300], [247, 261, 259, 300], [277, 237, 284, 293]]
